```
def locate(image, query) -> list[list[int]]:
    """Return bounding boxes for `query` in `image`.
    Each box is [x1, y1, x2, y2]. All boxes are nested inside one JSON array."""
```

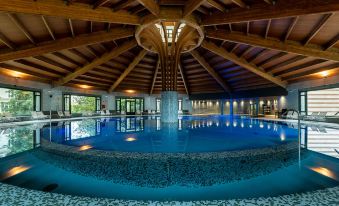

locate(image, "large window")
[[156, 99, 161, 113], [0, 87, 40, 116], [178, 99, 183, 111], [305, 87, 339, 114], [299, 91, 307, 115], [64, 94, 100, 113], [116, 97, 144, 114]]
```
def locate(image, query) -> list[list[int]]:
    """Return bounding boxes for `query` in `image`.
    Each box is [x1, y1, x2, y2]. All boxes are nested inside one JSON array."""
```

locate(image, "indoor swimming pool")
[[0, 115, 338, 201]]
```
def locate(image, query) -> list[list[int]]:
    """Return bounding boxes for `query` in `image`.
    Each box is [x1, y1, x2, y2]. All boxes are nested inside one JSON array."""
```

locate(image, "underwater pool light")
[[79, 145, 93, 151], [3, 166, 31, 179], [125, 137, 137, 142], [309, 167, 336, 180]]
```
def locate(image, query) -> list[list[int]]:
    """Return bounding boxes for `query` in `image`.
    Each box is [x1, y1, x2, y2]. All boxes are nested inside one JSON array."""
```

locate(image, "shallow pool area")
[[0, 115, 338, 203]]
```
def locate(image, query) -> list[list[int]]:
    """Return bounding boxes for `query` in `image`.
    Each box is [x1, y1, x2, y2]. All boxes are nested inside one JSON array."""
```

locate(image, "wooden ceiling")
[[0, 0, 338, 94]]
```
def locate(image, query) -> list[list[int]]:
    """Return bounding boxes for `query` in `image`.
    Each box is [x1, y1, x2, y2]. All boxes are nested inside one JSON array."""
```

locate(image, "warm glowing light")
[[78, 145, 93, 151], [125, 137, 137, 142], [309, 167, 337, 180], [5, 70, 27, 78], [280, 133, 286, 141], [318, 70, 329, 77], [125, 90, 136, 94], [79, 84, 91, 89], [3, 166, 30, 179]]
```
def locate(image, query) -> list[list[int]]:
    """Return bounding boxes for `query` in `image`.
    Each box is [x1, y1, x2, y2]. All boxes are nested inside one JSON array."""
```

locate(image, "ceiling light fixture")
[[125, 90, 135, 94], [79, 85, 91, 89], [319, 70, 329, 78]]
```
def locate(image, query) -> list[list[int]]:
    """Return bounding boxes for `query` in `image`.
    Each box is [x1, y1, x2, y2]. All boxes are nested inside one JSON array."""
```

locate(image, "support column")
[[255, 98, 259, 116], [230, 99, 234, 116], [220, 99, 224, 115], [161, 91, 178, 123]]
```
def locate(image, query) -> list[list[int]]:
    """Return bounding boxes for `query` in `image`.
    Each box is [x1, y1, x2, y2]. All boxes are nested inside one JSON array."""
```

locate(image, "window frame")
[[0, 85, 41, 115], [63, 93, 101, 113]]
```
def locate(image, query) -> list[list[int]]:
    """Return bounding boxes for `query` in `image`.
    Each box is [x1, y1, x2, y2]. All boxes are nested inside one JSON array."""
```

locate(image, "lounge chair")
[[105, 110, 111, 115], [314, 112, 327, 121], [37, 111, 49, 119], [285, 111, 294, 119], [64, 111, 71, 118], [303, 112, 319, 121], [82, 111, 90, 117], [57, 111, 65, 118], [1, 112, 16, 122], [100, 110, 106, 116], [325, 112, 339, 123], [31, 111, 39, 120]]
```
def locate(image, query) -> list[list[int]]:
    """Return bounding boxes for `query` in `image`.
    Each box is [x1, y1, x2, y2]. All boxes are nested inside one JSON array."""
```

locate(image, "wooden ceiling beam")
[[68, 19, 75, 38], [262, 0, 276, 5], [283, 16, 299, 42], [113, 0, 135, 11], [7, 13, 35, 44], [92, 0, 110, 9], [276, 59, 328, 77], [264, 19, 271, 38], [108, 49, 148, 92], [178, 62, 189, 95], [0, 28, 134, 62], [136, 0, 160, 16], [265, 56, 306, 73], [0, 32, 15, 49], [303, 13, 333, 45], [206, 31, 339, 62], [257, 52, 287, 67], [150, 57, 160, 94], [41, 16, 55, 41], [0, 0, 140, 25], [190, 50, 232, 93], [201, 40, 287, 88], [52, 52, 82, 67], [54, 40, 137, 87], [206, 0, 225, 12], [324, 33, 339, 50], [183, 0, 205, 17], [283, 63, 339, 81], [202, 0, 339, 25], [231, 0, 247, 8]]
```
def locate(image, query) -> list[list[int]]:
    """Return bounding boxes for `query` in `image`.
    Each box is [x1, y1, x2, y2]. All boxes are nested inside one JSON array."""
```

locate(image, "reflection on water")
[[0, 124, 42, 157], [116, 117, 144, 132], [0, 116, 338, 157], [43, 116, 302, 153]]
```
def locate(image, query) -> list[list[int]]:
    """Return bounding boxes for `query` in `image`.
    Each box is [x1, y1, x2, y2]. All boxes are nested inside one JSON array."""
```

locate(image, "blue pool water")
[[0, 115, 338, 201], [43, 115, 298, 153]]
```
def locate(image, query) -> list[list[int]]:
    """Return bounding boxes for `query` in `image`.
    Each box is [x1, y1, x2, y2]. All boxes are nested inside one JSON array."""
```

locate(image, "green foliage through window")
[[0, 88, 34, 116], [71, 96, 96, 113]]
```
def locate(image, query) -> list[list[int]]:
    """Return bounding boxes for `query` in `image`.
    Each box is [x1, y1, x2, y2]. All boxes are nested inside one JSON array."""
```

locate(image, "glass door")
[[126, 99, 136, 114]]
